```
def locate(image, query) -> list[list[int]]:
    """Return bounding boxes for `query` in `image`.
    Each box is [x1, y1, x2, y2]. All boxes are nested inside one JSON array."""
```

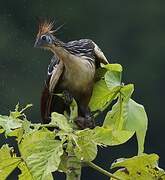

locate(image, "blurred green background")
[[0, 0, 164, 179]]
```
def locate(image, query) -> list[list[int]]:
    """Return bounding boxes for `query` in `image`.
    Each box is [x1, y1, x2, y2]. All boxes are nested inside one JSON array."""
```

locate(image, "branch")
[[86, 161, 123, 180], [66, 152, 81, 180]]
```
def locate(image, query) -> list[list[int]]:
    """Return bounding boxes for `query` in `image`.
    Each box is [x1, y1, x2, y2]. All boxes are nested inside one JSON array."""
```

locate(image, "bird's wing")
[[48, 55, 64, 93], [41, 55, 64, 123], [65, 39, 109, 65], [92, 42, 109, 65]]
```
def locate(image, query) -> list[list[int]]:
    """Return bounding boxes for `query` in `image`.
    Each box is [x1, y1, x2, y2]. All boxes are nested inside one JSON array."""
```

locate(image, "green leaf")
[[123, 99, 148, 154], [19, 130, 64, 180], [58, 153, 68, 173], [102, 63, 123, 72], [69, 99, 78, 122], [103, 84, 148, 154], [111, 154, 165, 180], [74, 129, 97, 161], [51, 112, 73, 132], [103, 84, 134, 129], [0, 158, 21, 179], [8, 119, 40, 143], [104, 64, 122, 91], [0, 144, 22, 179], [8, 128, 24, 143], [18, 162, 33, 180], [89, 80, 119, 111], [0, 128, 4, 134], [0, 115, 22, 135], [22, 119, 32, 134], [0, 144, 14, 161], [10, 103, 33, 119], [93, 127, 134, 146], [105, 71, 121, 90], [90, 64, 123, 112]]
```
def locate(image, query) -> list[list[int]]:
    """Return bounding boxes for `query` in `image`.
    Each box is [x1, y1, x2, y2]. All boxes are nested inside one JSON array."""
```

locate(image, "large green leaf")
[[19, 130, 64, 180], [89, 64, 122, 112], [103, 84, 134, 129], [18, 162, 33, 180], [93, 127, 134, 146], [0, 144, 22, 179], [102, 63, 123, 72], [73, 125, 133, 158], [10, 103, 33, 119], [111, 154, 165, 180], [105, 71, 121, 90], [51, 112, 73, 132], [74, 129, 97, 161], [123, 99, 148, 154], [0, 115, 22, 135], [0, 158, 21, 179], [0, 104, 33, 137], [89, 80, 118, 111], [8, 128, 24, 143], [103, 84, 148, 154], [103, 63, 122, 91]]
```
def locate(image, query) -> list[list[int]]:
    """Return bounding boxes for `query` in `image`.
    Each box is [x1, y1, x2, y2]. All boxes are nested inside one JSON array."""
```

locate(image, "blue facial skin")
[[34, 34, 53, 48]]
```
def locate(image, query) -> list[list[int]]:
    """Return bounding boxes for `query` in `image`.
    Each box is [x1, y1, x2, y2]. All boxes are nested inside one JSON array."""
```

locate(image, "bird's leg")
[[63, 90, 73, 106], [76, 105, 95, 129]]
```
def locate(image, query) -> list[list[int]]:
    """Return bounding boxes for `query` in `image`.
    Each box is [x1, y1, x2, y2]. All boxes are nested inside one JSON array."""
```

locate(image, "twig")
[[66, 152, 81, 180], [38, 124, 58, 128], [86, 161, 123, 180]]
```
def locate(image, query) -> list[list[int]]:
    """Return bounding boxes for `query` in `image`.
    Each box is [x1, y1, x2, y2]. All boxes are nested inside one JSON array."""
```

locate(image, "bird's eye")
[[41, 35, 51, 42], [41, 35, 47, 41]]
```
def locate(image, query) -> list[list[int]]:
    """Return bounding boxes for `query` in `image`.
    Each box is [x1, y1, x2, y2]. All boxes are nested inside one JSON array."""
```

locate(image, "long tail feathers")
[[41, 86, 52, 123], [41, 85, 65, 124]]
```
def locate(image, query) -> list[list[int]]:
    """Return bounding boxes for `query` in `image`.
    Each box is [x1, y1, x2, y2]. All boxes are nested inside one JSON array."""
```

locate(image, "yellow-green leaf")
[[111, 154, 165, 180], [93, 127, 134, 146], [74, 130, 97, 161], [89, 80, 118, 111], [0, 144, 21, 179], [18, 162, 33, 180], [123, 99, 148, 154], [51, 112, 73, 132], [102, 63, 123, 72], [0, 115, 22, 135], [19, 130, 63, 180]]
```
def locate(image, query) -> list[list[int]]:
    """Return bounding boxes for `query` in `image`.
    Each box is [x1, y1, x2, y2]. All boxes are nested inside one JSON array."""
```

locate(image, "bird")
[[34, 20, 109, 129]]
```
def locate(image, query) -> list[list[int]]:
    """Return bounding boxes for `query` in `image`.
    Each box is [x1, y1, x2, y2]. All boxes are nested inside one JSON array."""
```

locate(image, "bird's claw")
[[76, 116, 95, 129]]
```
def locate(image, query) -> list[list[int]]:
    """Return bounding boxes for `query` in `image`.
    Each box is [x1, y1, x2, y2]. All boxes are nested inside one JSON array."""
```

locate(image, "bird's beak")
[[34, 38, 40, 48]]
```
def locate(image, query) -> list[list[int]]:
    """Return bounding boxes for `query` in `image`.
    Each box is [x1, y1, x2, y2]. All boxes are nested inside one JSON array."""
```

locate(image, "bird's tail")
[[41, 85, 65, 124]]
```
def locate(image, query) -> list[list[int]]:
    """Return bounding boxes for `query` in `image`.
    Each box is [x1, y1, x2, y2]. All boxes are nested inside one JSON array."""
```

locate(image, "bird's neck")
[[50, 44, 83, 70]]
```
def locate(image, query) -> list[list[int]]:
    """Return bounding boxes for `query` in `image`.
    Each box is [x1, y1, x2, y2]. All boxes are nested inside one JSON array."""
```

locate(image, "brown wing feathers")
[[40, 55, 64, 123]]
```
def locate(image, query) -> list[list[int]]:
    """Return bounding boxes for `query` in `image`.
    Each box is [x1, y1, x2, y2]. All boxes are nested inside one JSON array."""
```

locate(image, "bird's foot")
[[76, 116, 95, 129]]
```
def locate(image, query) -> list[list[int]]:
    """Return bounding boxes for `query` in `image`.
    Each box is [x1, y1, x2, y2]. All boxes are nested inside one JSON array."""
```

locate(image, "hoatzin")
[[34, 21, 109, 129]]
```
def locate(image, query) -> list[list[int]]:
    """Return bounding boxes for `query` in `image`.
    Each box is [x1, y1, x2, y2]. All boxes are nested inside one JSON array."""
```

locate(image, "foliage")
[[111, 154, 165, 180], [0, 63, 164, 180]]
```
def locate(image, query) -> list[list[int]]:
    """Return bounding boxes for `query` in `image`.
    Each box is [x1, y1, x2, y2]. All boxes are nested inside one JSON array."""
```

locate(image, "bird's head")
[[34, 20, 63, 50]]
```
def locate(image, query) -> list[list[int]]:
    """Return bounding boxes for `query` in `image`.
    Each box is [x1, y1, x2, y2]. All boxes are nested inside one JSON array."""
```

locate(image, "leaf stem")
[[66, 152, 81, 180], [39, 124, 58, 128], [30, 123, 59, 129], [86, 161, 123, 180]]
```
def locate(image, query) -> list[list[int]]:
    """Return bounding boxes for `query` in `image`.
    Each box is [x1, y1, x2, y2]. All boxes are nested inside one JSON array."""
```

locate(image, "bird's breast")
[[59, 58, 95, 95]]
